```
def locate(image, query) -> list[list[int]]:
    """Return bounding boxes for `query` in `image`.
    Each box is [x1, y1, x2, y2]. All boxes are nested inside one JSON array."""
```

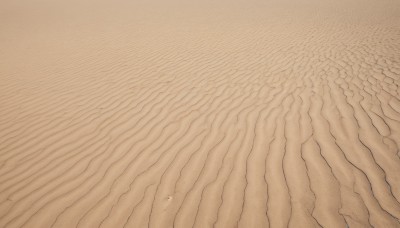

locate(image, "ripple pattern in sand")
[[1, 0, 400, 227]]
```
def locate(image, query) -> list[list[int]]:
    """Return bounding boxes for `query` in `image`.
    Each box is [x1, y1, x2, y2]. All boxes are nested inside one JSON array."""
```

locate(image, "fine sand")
[[1, 0, 400, 227]]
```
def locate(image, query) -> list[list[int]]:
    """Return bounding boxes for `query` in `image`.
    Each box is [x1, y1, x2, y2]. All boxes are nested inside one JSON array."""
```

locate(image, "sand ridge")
[[1, 0, 400, 227]]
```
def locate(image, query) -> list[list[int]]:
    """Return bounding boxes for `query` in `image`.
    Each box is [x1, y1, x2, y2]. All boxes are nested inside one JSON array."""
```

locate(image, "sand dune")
[[1, 0, 400, 227]]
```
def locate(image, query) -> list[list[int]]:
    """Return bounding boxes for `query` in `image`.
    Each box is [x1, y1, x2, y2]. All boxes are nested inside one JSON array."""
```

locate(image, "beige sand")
[[1, 0, 400, 227]]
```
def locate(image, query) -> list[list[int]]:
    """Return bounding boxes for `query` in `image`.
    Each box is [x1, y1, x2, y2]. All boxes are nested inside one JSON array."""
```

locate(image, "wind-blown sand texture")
[[1, 0, 400, 227]]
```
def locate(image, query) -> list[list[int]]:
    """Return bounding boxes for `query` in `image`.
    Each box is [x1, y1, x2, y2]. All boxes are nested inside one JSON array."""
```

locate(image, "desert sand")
[[1, 0, 400, 227]]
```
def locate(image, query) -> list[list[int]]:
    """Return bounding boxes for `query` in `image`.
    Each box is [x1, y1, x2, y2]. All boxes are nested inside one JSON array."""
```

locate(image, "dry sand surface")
[[1, 0, 400, 227]]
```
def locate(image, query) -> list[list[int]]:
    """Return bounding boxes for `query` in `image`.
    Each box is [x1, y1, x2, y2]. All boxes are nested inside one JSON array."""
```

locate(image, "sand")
[[1, 0, 400, 227]]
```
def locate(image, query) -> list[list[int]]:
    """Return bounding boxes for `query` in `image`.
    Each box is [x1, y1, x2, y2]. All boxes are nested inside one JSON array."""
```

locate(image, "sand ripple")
[[1, 0, 400, 227]]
